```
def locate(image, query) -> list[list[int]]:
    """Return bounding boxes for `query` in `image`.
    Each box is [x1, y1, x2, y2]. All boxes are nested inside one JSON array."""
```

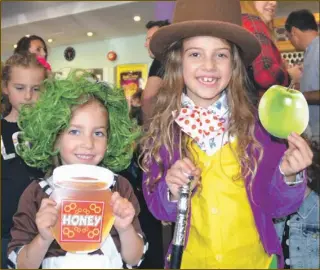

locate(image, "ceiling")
[[1, 1, 167, 55], [1, 1, 319, 56]]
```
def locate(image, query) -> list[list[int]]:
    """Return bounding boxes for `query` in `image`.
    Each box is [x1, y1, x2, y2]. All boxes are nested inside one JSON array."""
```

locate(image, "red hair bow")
[[36, 56, 52, 71]]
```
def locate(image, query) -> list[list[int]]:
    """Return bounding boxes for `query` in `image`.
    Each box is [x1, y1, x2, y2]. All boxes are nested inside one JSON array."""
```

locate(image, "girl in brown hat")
[[140, 0, 313, 268]]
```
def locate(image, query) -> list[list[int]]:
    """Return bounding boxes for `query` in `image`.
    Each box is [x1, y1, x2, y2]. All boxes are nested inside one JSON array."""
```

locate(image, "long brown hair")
[[140, 38, 263, 193], [240, 1, 275, 38]]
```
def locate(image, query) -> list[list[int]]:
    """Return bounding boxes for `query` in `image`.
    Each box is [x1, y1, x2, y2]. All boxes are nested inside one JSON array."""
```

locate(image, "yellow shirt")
[[181, 140, 272, 268]]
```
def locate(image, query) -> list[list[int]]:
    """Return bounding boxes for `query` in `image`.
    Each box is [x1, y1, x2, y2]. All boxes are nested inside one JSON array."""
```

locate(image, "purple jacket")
[[142, 121, 306, 268]]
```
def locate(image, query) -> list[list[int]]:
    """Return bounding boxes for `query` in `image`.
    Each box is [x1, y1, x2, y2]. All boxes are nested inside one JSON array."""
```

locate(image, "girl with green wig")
[[7, 72, 148, 269], [17, 71, 140, 173]]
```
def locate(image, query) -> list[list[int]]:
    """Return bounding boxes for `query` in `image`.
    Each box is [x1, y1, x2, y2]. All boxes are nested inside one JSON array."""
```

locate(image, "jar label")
[[60, 200, 104, 242]]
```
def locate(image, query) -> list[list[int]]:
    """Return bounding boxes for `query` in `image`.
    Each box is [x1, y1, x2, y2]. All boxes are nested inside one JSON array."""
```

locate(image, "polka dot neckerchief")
[[173, 91, 235, 156]]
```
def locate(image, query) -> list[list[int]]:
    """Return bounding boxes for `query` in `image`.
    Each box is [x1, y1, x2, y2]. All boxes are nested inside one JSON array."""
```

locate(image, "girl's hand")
[[165, 157, 201, 201], [36, 198, 58, 243], [111, 192, 135, 233], [280, 132, 313, 179]]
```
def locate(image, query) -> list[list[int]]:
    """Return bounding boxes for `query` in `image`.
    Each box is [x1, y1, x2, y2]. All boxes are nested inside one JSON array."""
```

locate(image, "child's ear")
[[291, 26, 299, 37]]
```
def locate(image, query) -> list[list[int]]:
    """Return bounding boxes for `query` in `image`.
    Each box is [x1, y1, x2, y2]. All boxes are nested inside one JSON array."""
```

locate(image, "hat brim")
[[150, 21, 261, 66]]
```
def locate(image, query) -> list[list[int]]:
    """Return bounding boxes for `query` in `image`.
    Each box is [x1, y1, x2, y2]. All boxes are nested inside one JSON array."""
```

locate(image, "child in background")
[[274, 182, 319, 269], [139, 0, 313, 268], [1, 53, 47, 269], [274, 141, 320, 269], [129, 89, 143, 126], [14, 35, 48, 60], [122, 87, 165, 269], [7, 72, 147, 269]]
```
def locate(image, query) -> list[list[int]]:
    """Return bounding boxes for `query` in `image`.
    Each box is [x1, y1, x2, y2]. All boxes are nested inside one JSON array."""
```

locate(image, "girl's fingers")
[[37, 213, 58, 227], [111, 192, 120, 205], [167, 169, 190, 185], [182, 158, 197, 172], [167, 175, 187, 187], [40, 198, 57, 209], [288, 133, 313, 160], [192, 168, 201, 178], [112, 197, 130, 214], [169, 183, 181, 192], [290, 148, 307, 168], [112, 198, 123, 214], [285, 152, 300, 172], [38, 207, 58, 217], [172, 158, 196, 175], [119, 205, 134, 219]]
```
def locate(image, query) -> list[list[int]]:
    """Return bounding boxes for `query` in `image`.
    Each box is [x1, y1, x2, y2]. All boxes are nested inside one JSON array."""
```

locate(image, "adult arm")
[[142, 59, 164, 120], [141, 76, 163, 119], [142, 76, 163, 101], [303, 90, 320, 105]]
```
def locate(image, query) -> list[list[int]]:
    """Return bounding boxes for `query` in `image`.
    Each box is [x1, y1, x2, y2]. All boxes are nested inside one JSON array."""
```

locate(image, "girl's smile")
[[182, 36, 232, 108]]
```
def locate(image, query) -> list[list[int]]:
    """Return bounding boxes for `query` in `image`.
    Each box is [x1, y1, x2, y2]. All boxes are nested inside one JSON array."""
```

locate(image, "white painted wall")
[[1, 33, 152, 85], [48, 34, 152, 85], [276, 1, 319, 17]]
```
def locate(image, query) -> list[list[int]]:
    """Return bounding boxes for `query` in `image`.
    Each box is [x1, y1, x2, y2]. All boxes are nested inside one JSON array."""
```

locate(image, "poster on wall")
[[115, 64, 148, 99]]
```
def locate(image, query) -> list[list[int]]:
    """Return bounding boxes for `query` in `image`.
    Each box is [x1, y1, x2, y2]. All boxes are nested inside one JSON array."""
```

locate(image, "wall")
[[47, 34, 152, 85], [276, 1, 319, 17]]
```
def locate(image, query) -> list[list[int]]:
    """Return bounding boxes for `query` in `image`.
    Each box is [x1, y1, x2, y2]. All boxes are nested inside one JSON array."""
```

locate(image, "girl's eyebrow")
[[12, 83, 41, 87], [184, 47, 230, 52], [68, 124, 83, 129], [69, 124, 107, 129]]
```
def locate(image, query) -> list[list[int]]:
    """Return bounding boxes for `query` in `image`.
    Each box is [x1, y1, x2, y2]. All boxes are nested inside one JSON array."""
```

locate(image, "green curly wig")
[[17, 70, 141, 173]]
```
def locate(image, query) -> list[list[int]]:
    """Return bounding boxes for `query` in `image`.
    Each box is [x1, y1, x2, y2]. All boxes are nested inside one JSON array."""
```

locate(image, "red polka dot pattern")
[[174, 106, 228, 155]]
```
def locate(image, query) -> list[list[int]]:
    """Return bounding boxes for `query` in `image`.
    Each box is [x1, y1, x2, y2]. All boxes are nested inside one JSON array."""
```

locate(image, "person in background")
[[1, 61, 5, 118], [1, 53, 47, 269], [274, 170, 319, 269], [122, 91, 165, 268], [142, 20, 170, 120], [241, 1, 302, 100], [1, 96, 6, 118], [129, 19, 173, 269], [14, 35, 48, 60], [129, 89, 143, 126], [285, 9, 320, 146], [273, 10, 320, 269]]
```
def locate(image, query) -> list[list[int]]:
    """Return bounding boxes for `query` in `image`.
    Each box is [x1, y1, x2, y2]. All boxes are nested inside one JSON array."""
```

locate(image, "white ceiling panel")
[[1, 1, 319, 57], [1, 1, 156, 55]]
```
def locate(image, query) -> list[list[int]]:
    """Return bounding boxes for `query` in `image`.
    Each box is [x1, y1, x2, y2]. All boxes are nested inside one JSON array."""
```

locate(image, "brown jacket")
[[8, 174, 143, 259]]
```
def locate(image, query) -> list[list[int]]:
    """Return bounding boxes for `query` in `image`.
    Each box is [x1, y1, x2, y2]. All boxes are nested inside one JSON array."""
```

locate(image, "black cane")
[[169, 176, 193, 269]]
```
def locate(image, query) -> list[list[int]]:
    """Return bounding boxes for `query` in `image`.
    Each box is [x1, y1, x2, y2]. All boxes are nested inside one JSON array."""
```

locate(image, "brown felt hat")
[[150, 0, 261, 66]]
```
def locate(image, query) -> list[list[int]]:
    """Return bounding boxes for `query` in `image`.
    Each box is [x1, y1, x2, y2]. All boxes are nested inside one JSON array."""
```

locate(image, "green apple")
[[258, 85, 309, 139]]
